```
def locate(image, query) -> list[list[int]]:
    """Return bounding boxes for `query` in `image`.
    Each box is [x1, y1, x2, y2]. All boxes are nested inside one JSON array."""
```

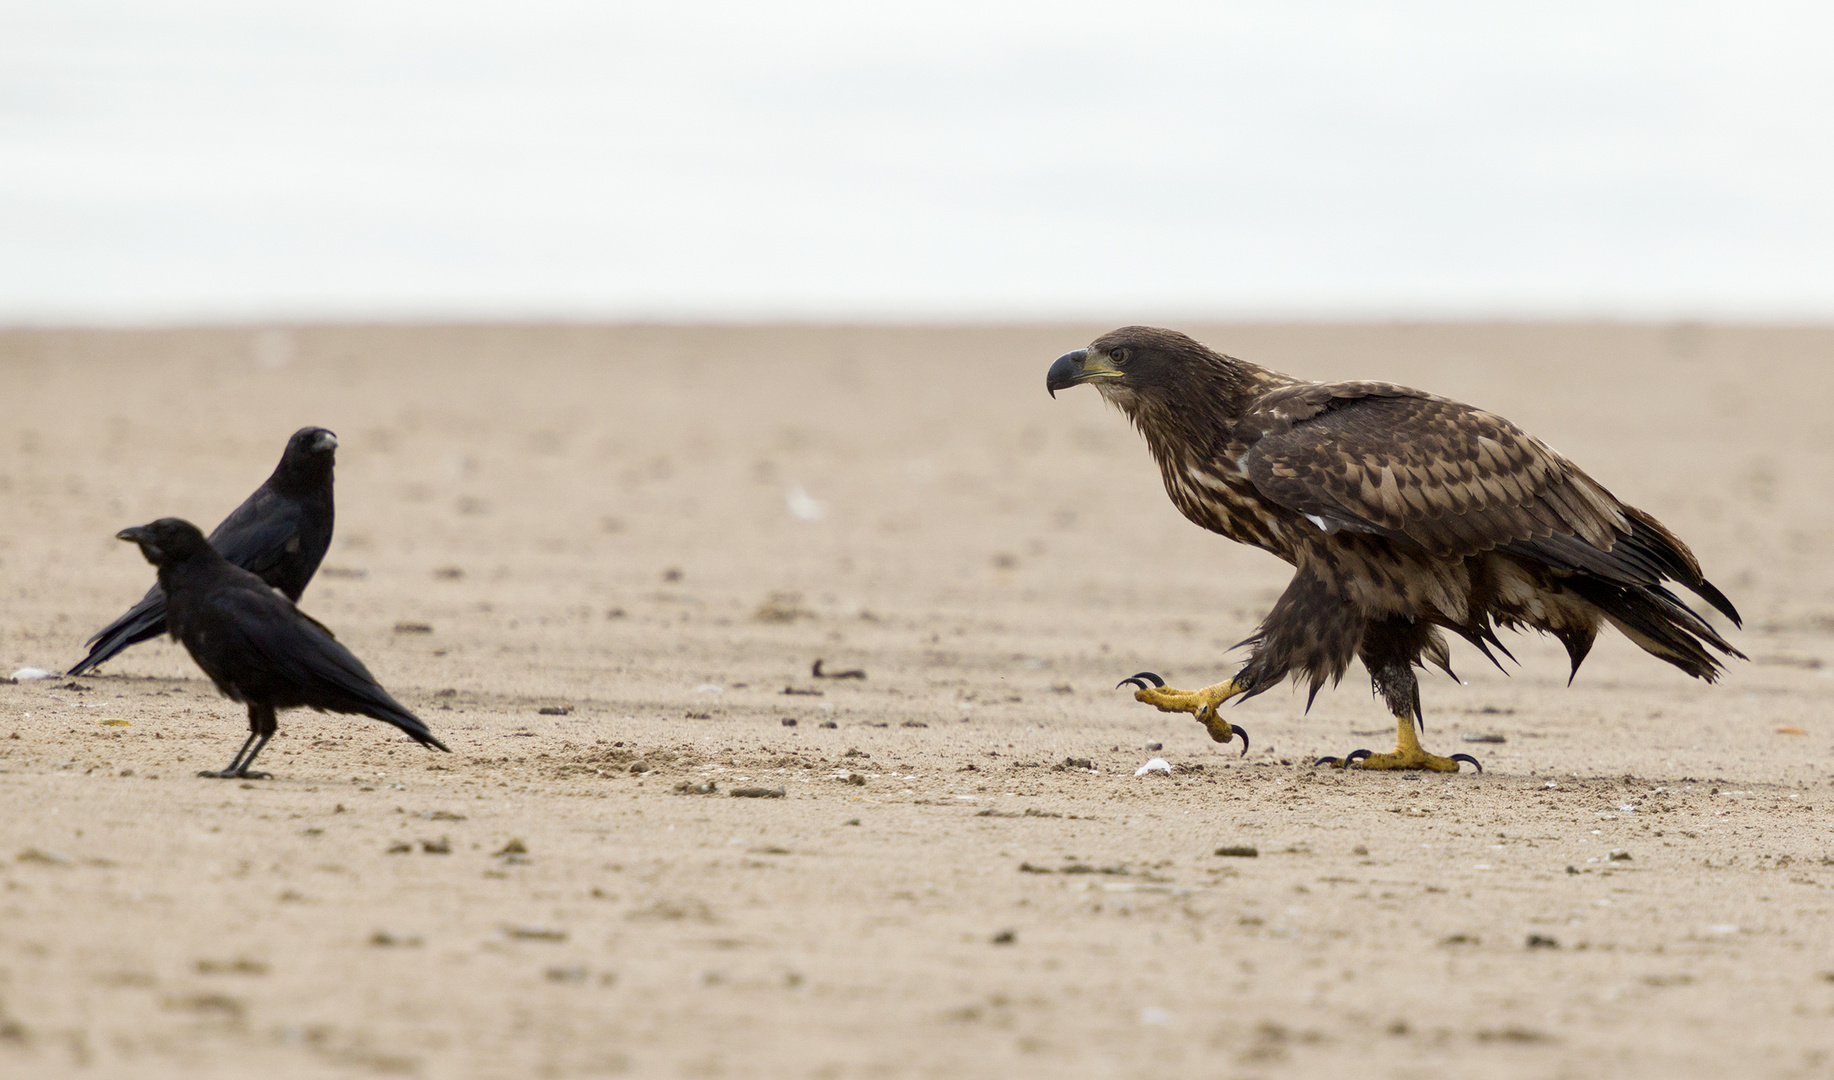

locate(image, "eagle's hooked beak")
[[1046, 348, 1123, 397]]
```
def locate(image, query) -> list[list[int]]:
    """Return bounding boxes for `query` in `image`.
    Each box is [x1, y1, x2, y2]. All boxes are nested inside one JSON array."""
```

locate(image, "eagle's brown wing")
[[1240, 382, 1738, 622]]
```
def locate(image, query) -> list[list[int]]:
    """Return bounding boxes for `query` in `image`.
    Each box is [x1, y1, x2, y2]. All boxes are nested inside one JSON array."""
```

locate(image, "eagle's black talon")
[[1313, 755, 1343, 768], [1232, 724, 1250, 756], [1116, 671, 1165, 690], [1344, 749, 1374, 766], [1450, 753, 1483, 773]]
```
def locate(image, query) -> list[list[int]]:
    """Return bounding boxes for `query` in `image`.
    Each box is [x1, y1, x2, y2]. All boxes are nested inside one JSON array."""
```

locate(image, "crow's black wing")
[[207, 487, 305, 579], [67, 583, 168, 676], [205, 480, 333, 601], [189, 585, 447, 752], [71, 465, 331, 676], [67, 483, 301, 677]]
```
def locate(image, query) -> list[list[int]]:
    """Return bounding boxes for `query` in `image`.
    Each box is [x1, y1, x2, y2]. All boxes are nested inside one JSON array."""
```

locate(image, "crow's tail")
[[361, 694, 451, 753]]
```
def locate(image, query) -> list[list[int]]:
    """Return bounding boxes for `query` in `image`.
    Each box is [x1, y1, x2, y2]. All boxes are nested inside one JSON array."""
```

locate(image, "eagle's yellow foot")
[[1116, 673, 1250, 755], [1315, 714, 1481, 773]]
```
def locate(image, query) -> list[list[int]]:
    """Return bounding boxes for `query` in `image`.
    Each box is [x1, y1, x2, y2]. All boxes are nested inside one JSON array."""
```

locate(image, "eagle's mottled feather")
[[1053, 326, 1744, 732], [1242, 386, 1625, 557]]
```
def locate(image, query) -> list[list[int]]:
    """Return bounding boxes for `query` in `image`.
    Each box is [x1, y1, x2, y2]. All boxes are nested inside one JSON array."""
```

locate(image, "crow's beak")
[[312, 430, 338, 452], [1046, 348, 1122, 397], [116, 524, 161, 563]]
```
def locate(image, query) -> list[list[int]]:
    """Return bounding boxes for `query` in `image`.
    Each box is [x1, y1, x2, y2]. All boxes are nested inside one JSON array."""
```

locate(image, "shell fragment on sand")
[[786, 486, 826, 521]]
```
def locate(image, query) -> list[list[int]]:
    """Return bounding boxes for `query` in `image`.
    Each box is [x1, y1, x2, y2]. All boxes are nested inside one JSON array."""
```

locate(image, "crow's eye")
[[1110, 347, 1129, 367]]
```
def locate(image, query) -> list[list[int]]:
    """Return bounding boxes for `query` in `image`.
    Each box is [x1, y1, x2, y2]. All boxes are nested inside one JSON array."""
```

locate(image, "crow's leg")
[[198, 730, 262, 778], [234, 703, 278, 779], [198, 703, 276, 780], [228, 732, 274, 779]]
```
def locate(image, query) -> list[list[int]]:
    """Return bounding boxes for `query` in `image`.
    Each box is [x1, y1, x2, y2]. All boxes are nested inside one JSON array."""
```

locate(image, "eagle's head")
[[1046, 326, 1241, 408]]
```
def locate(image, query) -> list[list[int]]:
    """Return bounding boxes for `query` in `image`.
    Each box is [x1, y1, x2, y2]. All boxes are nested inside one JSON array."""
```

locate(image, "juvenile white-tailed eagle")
[[1047, 327, 1743, 772]]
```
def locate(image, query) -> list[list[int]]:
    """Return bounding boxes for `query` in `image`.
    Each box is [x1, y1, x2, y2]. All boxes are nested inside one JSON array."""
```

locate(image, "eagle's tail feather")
[[1504, 507, 1742, 632], [1617, 507, 1742, 627], [1568, 576, 1745, 683]]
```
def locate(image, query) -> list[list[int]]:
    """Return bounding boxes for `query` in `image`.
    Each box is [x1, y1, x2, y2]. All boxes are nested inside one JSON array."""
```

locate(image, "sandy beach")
[[0, 321, 1830, 1079]]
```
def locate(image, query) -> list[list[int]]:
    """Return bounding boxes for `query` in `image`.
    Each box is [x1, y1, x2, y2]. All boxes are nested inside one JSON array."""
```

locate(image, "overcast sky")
[[3, 1, 1831, 323]]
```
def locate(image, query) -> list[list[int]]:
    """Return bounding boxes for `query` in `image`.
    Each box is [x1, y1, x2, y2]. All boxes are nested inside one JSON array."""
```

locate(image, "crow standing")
[[115, 517, 449, 779], [69, 427, 338, 676]]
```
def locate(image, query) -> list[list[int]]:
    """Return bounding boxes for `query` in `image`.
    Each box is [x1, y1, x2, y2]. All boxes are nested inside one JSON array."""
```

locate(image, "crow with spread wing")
[[1048, 327, 1742, 772]]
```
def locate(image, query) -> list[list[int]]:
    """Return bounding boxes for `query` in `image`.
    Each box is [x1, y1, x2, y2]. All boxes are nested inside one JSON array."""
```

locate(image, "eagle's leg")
[[1117, 673, 1249, 751], [1316, 620, 1481, 773], [1327, 712, 1479, 773], [1118, 568, 1361, 754]]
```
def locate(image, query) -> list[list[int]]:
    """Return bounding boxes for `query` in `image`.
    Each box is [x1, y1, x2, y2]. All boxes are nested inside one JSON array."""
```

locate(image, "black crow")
[[115, 517, 449, 779], [70, 426, 338, 677]]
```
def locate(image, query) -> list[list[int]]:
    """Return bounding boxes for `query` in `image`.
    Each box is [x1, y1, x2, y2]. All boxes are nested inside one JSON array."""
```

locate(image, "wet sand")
[[0, 322, 1830, 1078]]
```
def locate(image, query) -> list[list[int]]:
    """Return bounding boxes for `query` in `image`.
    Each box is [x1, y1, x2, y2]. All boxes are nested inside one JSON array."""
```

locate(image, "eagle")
[[1047, 326, 1743, 772]]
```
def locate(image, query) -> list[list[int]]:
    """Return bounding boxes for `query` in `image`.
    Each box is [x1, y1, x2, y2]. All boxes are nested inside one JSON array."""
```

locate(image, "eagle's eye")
[[1109, 347, 1129, 367]]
